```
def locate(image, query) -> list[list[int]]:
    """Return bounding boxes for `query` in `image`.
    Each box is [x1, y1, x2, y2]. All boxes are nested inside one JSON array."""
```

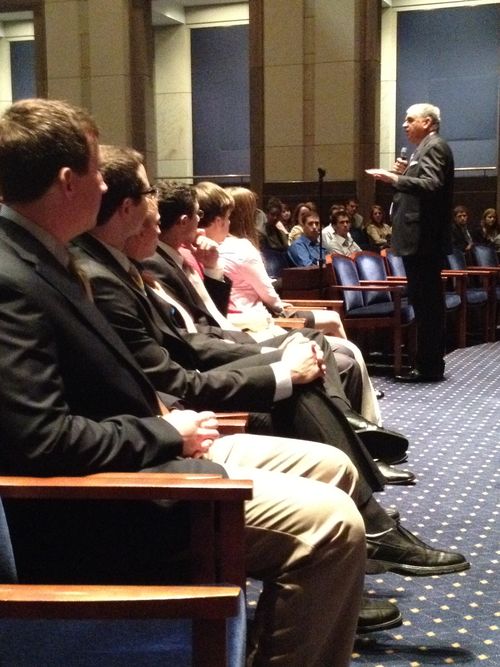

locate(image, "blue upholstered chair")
[[384, 249, 466, 349], [330, 255, 415, 375], [0, 475, 248, 667], [446, 250, 496, 342], [471, 245, 500, 338]]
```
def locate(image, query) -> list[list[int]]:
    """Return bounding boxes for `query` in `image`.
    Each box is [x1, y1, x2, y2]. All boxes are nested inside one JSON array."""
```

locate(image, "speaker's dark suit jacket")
[[72, 234, 282, 413], [391, 132, 454, 257], [0, 216, 225, 582], [390, 131, 454, 375]]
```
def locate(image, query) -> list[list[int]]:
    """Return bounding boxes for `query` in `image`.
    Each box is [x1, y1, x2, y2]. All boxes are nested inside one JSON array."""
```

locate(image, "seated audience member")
[[346, 197, 371, 249], [219, 186, 344, 334], [346, 197, 364, 230], [280, 200, 293, 232], [73, 150, 469, 592], [366, 204, 392, 251], [0, 101, 371, 667], [323, 209, 362, 256], [258, 197, 289, 251], [451, 205, 474, 253], [287, 210, 327, 267], [220, 185, 383, 424], [473, 207, 500, 252], [288, 200, 317, 244]]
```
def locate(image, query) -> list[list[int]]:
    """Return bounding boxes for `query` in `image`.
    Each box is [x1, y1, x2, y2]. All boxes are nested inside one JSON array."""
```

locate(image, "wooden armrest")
[[467, 264, 500, 273], [273, 317, 307, 329], [332, 284, 404, 293], [284, 305, 326, 313], [285, 299, 343, 309], [0, 583, 242, 620], [215, 412, 249, 420], [0, 473, 253, 502]]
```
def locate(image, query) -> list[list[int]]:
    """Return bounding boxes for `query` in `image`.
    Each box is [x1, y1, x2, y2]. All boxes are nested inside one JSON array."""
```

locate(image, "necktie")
[[68, 255, 93, 301], [142, 272, 198, 334], [128, 264, 145, 292], [181, 260, 238, 330]]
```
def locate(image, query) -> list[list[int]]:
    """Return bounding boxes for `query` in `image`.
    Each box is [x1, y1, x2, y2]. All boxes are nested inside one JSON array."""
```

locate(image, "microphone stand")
[[317, 167, 326, 298]]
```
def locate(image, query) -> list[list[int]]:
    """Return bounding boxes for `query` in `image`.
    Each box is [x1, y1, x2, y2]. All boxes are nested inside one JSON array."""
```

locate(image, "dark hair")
[[156, 180, 197, 232], [0, 98, 99, 203], [331, 210, 350, 226], [96, 145, 145, 225], [453, 205, 468, 219], [265, 197, 283, 214], [195, 181, 234, 227]]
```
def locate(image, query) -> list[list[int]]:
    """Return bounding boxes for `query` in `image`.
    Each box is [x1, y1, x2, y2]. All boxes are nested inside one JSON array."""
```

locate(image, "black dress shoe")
[[395, 368, 444, 383], [366, 525, 470, 576], [357, 597, 403, 634], [344, 410, 409, 465], [376, 461, 416, 485], [385, 507, 400, 522], [375, 389, 385, 399]]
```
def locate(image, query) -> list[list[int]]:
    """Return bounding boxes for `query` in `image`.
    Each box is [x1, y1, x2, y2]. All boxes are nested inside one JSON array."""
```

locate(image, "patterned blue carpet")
[[352, 341, 499, 666]]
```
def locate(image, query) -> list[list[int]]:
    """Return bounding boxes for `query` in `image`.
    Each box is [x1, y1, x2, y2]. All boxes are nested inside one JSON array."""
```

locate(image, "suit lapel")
[[76, 234, 187, 345], [0, 220, 157, 395]]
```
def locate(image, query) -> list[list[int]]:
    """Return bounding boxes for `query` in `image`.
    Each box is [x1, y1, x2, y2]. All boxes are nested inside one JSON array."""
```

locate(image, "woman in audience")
[[365, 204, 392, 251], [474, 208, 500, 252], [219, 186, 382, 423], [281, 201, 293, 232], [288, 201, 317, 244], [258, 197, 289, 250], [220, 187, 342, 334]]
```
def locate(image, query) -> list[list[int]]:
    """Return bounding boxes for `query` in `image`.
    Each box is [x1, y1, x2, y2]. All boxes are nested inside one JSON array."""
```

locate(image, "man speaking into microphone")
[[366, 103, 454, 382]]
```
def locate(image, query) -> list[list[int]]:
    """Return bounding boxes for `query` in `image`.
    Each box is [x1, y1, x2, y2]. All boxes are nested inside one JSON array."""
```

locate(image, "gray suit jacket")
[[391, 132, 454, 256]]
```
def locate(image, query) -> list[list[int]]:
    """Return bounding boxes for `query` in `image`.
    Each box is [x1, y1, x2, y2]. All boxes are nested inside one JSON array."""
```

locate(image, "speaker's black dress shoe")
[[357, 597, 403, 634], [344, 410, 409, 465], [376, 461, 415, 485], [375, 389, 385, 399], [395, 368, 444, 383], [366, 525, 470, 576]]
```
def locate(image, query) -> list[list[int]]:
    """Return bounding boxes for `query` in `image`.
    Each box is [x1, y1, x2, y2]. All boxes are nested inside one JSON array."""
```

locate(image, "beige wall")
[[154, 2, 248, 180], [260, 0, 380, 191]]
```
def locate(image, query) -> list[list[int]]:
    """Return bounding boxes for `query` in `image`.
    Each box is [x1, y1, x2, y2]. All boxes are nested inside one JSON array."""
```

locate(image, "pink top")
[[219, 236, 283, 315]]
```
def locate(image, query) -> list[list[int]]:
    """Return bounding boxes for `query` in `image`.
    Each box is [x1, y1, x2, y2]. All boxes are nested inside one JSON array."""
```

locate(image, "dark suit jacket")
[[72, 234, 280, 412], [0, 216, 229, 583], [0, 217, 190, 476], [143, 243, 236, 323], [391, 132, 454, 256]]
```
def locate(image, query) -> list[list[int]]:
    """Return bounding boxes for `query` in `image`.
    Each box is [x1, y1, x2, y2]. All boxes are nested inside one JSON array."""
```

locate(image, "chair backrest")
[[384, 250, 406, 278], [0, 499, 18, 584], [261, 248, 290, 279], [447, 250, 467, 270], [353, 252, 392, 305], [281, 264, 334, 299], [472, 244, 499, 267], [331, 256, 367, 311]]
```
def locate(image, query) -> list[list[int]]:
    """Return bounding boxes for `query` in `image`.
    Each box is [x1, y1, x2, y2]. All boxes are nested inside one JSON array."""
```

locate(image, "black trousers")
[[403, 253, 446, 375]]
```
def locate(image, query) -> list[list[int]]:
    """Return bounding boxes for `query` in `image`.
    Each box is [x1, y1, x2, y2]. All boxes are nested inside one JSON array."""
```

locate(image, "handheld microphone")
[[317, 167, 326, 179], [399, 147, 408, 161]]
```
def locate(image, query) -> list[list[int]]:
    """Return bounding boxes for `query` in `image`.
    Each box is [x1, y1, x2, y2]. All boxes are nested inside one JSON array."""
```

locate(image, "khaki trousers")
[[209, 434, 366, 667]]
